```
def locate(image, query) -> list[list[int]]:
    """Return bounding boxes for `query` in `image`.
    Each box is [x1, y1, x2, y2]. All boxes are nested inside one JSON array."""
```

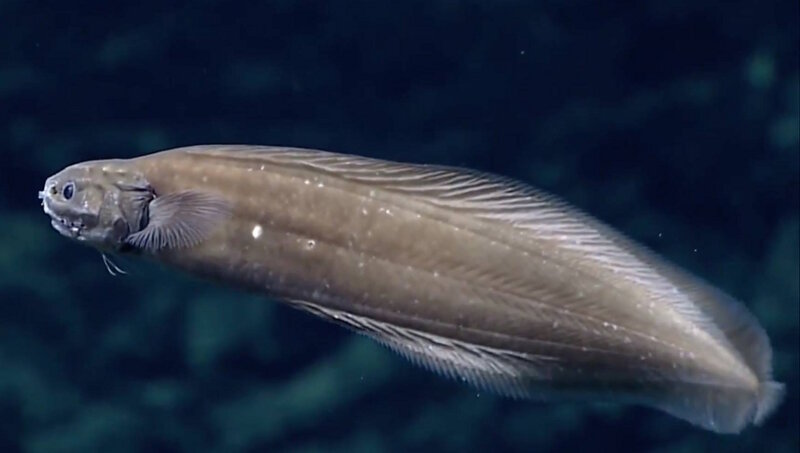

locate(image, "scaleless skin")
[[40, 145, 783, 433]]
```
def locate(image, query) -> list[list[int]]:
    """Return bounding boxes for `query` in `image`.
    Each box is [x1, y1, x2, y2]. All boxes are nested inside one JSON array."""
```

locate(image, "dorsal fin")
[[183, 145, 763, 363]]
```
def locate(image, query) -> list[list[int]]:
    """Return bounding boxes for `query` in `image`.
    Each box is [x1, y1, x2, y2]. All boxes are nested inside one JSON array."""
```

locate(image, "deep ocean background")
[[1, 1, 798, 452]]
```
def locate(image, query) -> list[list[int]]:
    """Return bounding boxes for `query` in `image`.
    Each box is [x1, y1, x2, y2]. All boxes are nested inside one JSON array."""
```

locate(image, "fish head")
[[41, 160, 153, 252]]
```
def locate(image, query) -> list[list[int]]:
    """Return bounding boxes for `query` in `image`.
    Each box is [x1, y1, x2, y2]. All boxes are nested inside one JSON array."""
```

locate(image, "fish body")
[[40, 145, 784, 433]]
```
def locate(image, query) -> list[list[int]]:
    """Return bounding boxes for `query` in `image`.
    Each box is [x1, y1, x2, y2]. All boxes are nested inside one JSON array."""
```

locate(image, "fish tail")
[[635, 261, 786, 431], [652, 378, 784, 434], [754, 381, 785, 425]]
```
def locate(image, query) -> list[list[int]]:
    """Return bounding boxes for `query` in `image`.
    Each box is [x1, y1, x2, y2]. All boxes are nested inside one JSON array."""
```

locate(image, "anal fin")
[[284, 298, 782, 433], [286, 299, 552, 399]]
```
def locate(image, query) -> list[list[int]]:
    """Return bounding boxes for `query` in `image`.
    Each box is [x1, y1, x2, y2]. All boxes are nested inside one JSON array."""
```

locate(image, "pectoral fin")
[[126, 190, 231, 252]]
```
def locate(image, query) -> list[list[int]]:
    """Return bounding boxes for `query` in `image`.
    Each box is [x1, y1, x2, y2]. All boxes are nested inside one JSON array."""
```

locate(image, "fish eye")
[[63, 182, 75, 200]]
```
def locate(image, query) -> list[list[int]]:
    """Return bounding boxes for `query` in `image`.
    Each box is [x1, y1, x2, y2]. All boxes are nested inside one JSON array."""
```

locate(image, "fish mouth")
[[42, 197, 85, 241], [49, 217, 84, 240]]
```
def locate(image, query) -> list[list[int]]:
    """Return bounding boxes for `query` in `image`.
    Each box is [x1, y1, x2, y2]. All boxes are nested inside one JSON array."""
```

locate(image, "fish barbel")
[[39, 145, 784, 433]]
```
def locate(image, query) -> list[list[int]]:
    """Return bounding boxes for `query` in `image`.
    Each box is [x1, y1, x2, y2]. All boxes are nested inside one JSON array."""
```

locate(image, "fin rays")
[[125, 190, 231, 252], [176, 145, 782, 432], [287, 298, 774, 433]]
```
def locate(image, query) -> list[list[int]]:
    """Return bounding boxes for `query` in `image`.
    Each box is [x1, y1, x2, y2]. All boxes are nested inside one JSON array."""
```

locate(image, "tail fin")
[[661, 281, 786, 430], [650, 378, 785, 434], [754, 381, 785, 425], [618, 247, 786, 430]]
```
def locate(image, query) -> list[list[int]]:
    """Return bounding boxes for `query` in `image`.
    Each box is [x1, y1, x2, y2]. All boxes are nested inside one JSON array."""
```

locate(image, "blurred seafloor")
[[0, 1, 798, 452]]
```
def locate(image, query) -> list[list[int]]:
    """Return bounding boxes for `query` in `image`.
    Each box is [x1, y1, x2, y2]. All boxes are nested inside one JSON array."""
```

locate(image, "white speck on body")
[[260, 165, 265, 170], [361, 208, 368, 215], [317, 182, 324, 188], [304, 179, 310, 185], [251, 225, 263, 239], [305, 239, 316, 250]]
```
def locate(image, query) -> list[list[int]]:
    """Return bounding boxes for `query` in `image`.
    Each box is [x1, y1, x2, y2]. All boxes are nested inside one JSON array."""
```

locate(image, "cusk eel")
[[39, 145, 784, 433]]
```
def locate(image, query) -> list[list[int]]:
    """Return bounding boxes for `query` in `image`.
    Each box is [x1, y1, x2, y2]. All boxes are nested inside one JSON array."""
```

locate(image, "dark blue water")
[[1, 1, 797, 452]]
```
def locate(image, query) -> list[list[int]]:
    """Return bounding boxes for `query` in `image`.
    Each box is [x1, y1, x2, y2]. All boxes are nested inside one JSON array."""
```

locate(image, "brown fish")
[[39, 145, 784, 433]]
